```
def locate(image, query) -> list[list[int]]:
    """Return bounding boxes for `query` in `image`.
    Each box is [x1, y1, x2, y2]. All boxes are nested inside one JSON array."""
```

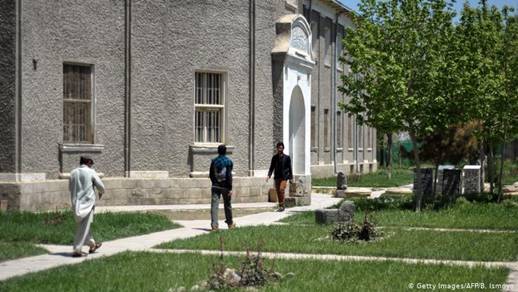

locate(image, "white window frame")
[[193, 71, 227, 145]]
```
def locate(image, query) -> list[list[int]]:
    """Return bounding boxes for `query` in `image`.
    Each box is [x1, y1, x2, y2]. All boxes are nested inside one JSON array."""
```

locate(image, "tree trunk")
[[479, 141, 485, 194], [497, 143, 506, 202], [387, 133, 393, 180], [433, 163, 439, 202], [488, 143, 495, 194], [410, 132, 422, 212]]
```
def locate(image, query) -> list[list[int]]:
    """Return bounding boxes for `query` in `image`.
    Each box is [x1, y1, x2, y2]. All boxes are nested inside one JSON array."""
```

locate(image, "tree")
[[339, 0, 458, 211], [420, 122, 480, 197], [456, 3, 518, 200]]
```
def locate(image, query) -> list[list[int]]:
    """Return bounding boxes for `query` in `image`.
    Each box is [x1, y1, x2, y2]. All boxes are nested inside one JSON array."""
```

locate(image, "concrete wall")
[[130, 0, 251, 177], [253, 0, 293, 174], [20, 0, 126, 178], [0, 177, 269, 212], [0, 0, 16, 173], [305, 2, 377, 178], [2, 0, 377, 187]]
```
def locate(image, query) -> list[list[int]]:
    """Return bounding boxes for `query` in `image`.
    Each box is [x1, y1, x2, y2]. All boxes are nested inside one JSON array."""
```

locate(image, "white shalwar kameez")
[[69, 165, 105, 253]]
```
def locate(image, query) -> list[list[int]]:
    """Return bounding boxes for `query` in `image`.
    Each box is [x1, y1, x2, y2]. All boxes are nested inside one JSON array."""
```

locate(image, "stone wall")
[[0, 177, 269, 212]]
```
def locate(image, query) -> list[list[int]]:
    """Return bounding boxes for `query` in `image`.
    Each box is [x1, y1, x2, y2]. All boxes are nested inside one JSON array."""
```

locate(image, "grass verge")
[[0, 211, 180, 245], [160, 225, 518, 262], [312, 168, 413, 188], [282, 198, 518, 230], [0, 252, 509, 291], [0, 242, 47, 263]]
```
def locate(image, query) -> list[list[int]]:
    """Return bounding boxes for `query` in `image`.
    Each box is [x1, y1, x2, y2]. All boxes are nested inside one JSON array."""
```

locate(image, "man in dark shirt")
[[267, 142, 293, 212], [209, 144, 235, 231]]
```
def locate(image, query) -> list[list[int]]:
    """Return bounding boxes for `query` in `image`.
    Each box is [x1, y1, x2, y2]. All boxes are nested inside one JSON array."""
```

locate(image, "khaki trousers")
[[275, 179, 287, 208]]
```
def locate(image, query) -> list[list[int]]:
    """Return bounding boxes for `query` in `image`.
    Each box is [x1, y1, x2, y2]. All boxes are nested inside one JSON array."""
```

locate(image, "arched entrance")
[[271, 14, 314, 203], [289, 86, 305, 175]]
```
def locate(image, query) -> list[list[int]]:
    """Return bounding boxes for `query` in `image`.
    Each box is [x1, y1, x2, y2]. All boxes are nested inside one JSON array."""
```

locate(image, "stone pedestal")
[[463, 165, 481, 194], [315, 209, 338, 224], [442, 169, 461, 202], [287, 175, 311, 207], [335, 189, 347, 198], [436, 165, 454, 195], [314, 201, 355, 225], [413, 168, 434, 203], [337, 201, 355, 222]]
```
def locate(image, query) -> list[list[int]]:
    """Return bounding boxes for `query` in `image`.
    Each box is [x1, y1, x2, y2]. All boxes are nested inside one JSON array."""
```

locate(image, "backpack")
[[214, 164, 227, 183]]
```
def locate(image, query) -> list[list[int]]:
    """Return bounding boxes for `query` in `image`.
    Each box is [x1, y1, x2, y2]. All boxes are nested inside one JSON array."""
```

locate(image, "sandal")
[[89, 242, 102, 254]]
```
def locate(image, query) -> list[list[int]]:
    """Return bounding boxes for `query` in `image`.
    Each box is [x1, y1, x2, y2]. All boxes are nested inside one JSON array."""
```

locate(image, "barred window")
[[324, 109, 329, 149], [195, 72, 224, 143], [63, 64, 93, 144], [347, 115, 353, 149], [337, 111, 343, 148], [311, 106, 316, 148]]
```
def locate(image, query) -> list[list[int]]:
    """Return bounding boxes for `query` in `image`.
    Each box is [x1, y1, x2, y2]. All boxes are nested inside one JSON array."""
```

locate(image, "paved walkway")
[[0, 194, 340, 281], [1, 193, 517, 291]]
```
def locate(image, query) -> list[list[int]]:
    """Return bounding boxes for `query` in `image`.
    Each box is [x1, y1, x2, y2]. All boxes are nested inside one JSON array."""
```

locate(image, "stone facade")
[[0, 0, 377, 210]]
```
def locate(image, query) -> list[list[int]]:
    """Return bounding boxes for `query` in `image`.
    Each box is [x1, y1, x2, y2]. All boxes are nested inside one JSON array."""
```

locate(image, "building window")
[[347, 115, 353, 149], [311, 106, 317, 148], [358, 124, 364, 149], [324, 109, 329, 149], [337, 111, 343, 148], [195, 72, 224, 143], [367, 127, 372, 149], [324, 18, 332, 67], [63, 64, 93, 144], [336, 25, 344, 70], [311, 11, 319, 60]]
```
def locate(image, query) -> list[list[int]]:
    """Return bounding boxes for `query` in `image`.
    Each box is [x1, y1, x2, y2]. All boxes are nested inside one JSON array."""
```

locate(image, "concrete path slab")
[[0, 194, 339, 282], [149, 248, 518, 269], [96, 202, 278, 213]]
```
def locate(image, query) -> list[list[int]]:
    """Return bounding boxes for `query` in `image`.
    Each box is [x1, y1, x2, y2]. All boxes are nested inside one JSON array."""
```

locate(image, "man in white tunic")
[[69, 156, 105, 257]]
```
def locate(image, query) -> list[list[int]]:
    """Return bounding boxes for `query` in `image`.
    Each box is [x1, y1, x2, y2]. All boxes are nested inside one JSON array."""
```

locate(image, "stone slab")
[[315, 209, 338, 224]]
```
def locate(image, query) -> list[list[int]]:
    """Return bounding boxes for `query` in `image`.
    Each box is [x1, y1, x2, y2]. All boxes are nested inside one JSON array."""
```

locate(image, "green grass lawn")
[[0, 242, 47, 263], [0, 211, 180, 245], [312, 168, 413, 188], [282, 198, 518, 230], [160, 224, 518, 262], [0, 252, 509, 292]]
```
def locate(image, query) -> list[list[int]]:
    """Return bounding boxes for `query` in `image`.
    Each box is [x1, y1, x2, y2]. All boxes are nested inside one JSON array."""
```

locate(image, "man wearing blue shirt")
[[209, 144, 235, 231]]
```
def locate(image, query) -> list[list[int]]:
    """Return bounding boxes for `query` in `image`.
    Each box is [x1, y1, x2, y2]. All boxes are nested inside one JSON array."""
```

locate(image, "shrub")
[[331, 215, 382, 242]]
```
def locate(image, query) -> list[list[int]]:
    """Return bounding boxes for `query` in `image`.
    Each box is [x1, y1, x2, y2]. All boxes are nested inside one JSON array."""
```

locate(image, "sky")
[[338, 0, 518, 15]]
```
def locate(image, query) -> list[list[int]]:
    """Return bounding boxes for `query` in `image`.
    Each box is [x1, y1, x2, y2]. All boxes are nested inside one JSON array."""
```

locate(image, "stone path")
[[0, 194, 340, 282], [1, 193, 517, 291]]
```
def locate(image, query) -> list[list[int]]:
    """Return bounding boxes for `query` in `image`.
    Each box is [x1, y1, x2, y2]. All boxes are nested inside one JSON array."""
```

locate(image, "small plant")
[[331, 215, 382, 242], [199, 239, 293, 290]]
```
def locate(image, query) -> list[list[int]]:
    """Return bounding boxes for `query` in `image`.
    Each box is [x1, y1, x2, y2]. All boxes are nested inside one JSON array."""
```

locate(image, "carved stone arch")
[[271, 14, 315, 203]]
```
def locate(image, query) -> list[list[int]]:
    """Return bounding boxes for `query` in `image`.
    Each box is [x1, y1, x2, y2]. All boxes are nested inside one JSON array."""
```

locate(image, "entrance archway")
[[289, 86, 305, 175]]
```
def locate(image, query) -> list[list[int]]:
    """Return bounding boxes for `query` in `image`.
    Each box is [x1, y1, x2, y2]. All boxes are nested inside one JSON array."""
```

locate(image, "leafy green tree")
[[456, 3, 518, 200], [339, 0, 457, 211]]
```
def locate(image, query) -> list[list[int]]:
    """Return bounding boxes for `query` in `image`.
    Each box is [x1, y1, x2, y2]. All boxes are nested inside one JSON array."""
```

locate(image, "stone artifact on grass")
[[462, 165, 481, 194], [335, 172, 348, 197], [315, 200, 355, 225]]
